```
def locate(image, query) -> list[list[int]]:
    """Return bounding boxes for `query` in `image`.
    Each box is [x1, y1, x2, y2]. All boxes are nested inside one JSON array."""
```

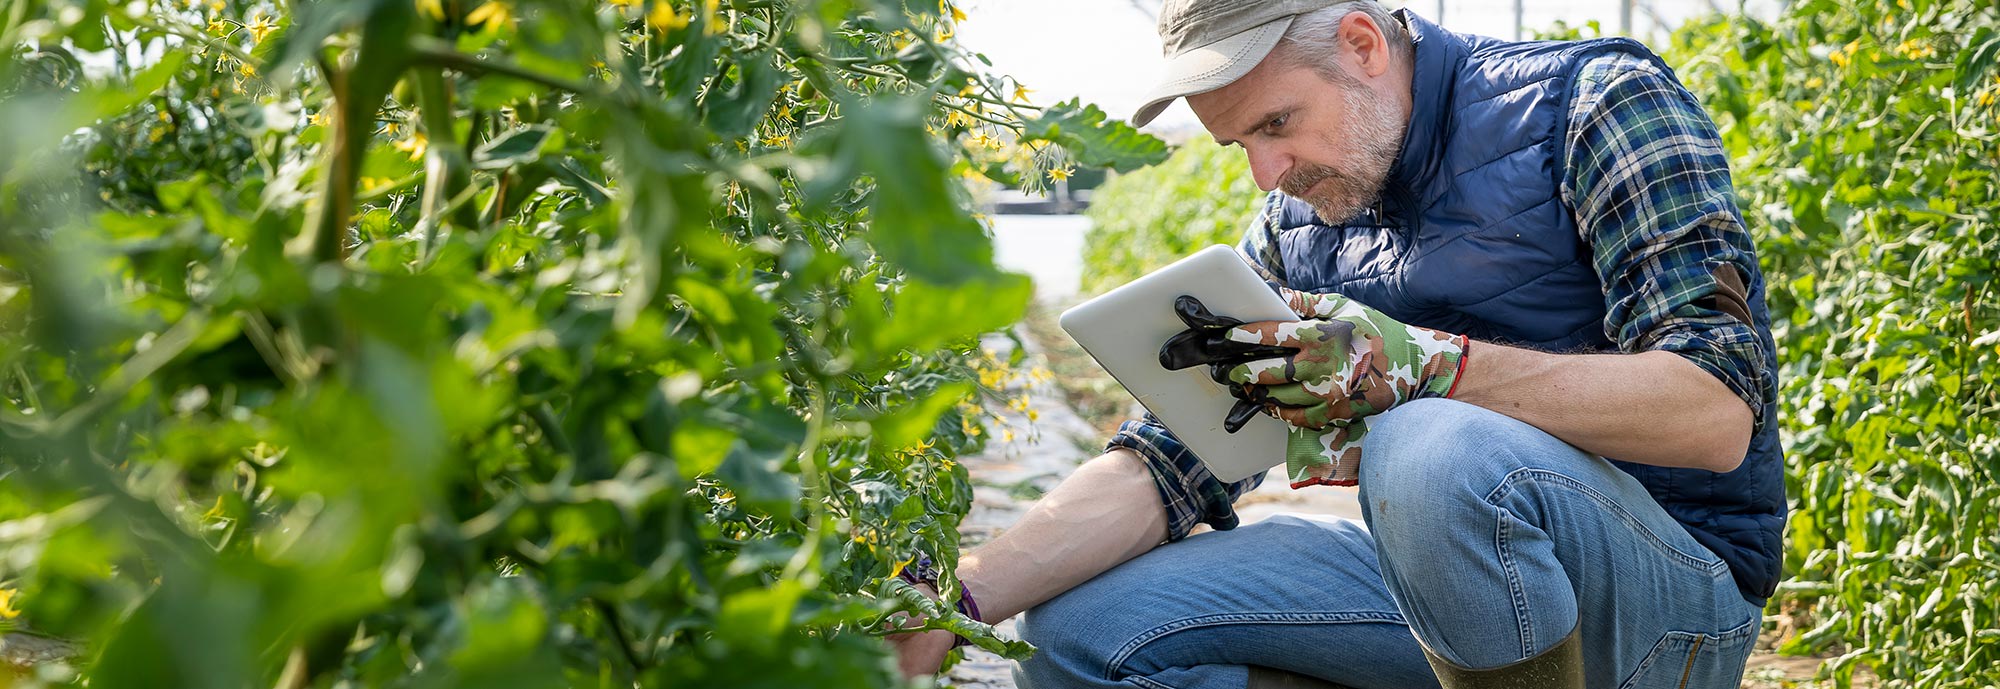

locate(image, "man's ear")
[[1338, 12, 1392, 78]]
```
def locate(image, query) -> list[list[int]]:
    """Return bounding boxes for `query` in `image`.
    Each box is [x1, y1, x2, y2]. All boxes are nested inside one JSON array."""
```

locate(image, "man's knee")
[[1358, 399, 1533, 508]]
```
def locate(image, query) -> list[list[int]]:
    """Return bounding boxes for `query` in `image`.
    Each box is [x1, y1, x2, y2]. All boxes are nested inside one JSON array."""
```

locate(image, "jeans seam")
[[1484, 467, 1728, 575], [1495, 506, 1536, 660], [1102, 610, 1408, 681]]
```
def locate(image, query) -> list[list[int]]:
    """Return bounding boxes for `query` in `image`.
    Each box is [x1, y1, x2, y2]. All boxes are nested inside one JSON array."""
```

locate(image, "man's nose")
[[1244, 144, 1288, 193]]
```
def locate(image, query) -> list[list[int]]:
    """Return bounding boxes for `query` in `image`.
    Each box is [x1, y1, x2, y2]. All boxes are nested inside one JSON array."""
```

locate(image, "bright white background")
[[954, 0, 1780, 134]]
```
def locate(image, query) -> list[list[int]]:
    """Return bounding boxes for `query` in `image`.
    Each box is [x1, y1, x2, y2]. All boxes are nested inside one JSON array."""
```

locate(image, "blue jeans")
[[1015, 399, 1762, 689]]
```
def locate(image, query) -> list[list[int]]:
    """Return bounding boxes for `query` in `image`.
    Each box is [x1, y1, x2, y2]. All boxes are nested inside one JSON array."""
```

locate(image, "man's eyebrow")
[[1212, 107, 1291, 147]]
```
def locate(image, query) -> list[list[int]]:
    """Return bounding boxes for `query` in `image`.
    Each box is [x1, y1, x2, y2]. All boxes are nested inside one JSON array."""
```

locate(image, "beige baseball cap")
[[1132, 0, 1345, 127]]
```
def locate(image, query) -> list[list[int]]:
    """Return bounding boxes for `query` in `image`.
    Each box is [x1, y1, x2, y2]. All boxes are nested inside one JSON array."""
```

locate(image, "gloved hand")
[[1158, 291, 1471, 488], [1161, 289, 1470, 430]]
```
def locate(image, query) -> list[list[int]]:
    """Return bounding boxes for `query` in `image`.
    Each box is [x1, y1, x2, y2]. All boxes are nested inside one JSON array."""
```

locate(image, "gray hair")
[[1269, 2, 1413, 86]]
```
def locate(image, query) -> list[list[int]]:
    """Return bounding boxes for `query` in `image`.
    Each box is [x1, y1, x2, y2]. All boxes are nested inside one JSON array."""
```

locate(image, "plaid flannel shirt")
[[1106, 53, 1776, 542]]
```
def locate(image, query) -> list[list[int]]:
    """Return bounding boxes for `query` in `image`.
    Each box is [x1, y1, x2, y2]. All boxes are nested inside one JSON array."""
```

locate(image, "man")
[[889, 1, 1783, 687]]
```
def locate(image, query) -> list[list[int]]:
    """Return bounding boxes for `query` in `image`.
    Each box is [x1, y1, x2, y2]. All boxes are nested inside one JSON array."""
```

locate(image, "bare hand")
[[882, 583, 961, 679]]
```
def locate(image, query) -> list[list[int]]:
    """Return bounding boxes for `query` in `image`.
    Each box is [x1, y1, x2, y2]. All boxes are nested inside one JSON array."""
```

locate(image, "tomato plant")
[[1669, 1, 1998, 685], [0, 0, 1164, 686]]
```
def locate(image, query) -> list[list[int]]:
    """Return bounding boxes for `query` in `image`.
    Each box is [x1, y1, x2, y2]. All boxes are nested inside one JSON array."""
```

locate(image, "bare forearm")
[[1451, 343, 1753, 472], [955, 448, 1166, 622]]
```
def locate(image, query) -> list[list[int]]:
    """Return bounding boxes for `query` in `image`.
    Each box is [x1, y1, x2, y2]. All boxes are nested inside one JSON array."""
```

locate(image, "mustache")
[[1278, 163, 1346, 199]]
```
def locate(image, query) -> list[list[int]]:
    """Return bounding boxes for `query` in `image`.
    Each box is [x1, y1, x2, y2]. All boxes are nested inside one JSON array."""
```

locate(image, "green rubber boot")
[[1421, 628, 1584, 689]]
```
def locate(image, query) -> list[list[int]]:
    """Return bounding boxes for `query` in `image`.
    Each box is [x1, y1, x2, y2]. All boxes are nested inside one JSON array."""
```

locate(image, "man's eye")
[[1266, 114, 1289, 131]]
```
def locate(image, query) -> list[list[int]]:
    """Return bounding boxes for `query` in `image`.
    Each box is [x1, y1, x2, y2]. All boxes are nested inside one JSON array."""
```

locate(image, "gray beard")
[[1278, 86, 1407, 224]]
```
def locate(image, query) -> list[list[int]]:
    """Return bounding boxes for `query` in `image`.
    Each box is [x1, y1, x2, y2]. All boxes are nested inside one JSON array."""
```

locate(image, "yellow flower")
[[308, 110, 330, 126], [941, 0, 967, 22], [0, 588, 20, 619], [393, 131, 429, 161], [944, 109, 975, 128], [1012, 83, 1032, 104], [148, 126, 165, 142], [1001, 428, 1015, 442], [1805, 76, 1824, 89], [760, 132, 791, 147], [1980, 91, 1996, 107], [648, 1, 688, 32], [466, 1, 513, 31], [245, 14, 276, 43], [209, 0, 224, 11], [935, 23, 953, 41], [891, 29, 913, 50], [1047, 165, 1074, 182], [889, 555, 915, 577], [380, 121, 401, 136], [417, 0, 446, 20], [207, 18, 230, 35], [237, 61, 256, 77], [1026, 408, 1040, 422], [977, 367, 1006, 388], [703, 0, 722, 35]]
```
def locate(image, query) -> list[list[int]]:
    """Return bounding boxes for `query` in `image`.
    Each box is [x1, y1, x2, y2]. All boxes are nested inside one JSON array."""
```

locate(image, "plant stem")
[[408, 39, 609, 103], [592, 599, 648, 673]]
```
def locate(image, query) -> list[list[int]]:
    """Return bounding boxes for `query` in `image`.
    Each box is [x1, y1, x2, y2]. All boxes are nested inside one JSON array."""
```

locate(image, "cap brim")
[[1131, 16, 1294, 127]]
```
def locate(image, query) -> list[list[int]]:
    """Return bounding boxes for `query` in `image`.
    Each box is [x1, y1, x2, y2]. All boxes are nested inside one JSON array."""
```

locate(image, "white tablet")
[[1058, 245, 1298, 483]]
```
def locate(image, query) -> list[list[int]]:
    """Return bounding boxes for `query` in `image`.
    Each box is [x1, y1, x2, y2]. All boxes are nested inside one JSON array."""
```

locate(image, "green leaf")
[[1020, 98, 1171, 173], [869, 382, 971, 453], [703, 51, 788, 139], [715, 440, 800, 517], [1954, 26, 1999, 91], [716, 580, 806, 654], [838, 97, 996, 284], [474, 125, 564, 170], [873, 273, 1031, 356]]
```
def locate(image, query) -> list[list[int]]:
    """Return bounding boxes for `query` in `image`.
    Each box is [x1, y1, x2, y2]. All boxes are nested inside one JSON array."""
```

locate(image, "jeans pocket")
[[1617, 616, 1760, 689]]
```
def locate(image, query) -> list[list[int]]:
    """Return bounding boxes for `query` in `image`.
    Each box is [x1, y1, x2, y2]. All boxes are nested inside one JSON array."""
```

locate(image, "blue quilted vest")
[[1268, 10, 1785, 604]]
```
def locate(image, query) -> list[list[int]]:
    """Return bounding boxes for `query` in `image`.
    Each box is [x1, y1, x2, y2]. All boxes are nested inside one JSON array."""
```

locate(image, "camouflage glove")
[[1161, 289, 1471, 429], [1155, 295, 1385, 488], [1288, 419, 1368, 488]]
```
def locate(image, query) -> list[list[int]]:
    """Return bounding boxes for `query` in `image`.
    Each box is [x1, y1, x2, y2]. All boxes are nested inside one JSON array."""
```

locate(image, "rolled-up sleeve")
[[1106, 414, 1267, 541], [1562, 55, 1777, 435]]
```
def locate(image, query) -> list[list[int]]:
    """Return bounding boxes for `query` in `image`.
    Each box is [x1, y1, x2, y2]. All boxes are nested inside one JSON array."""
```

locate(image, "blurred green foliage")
[[1666, 0, 2000, 685], [1080, 138, 1262, 296], [0, 0, 1163, 686]]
